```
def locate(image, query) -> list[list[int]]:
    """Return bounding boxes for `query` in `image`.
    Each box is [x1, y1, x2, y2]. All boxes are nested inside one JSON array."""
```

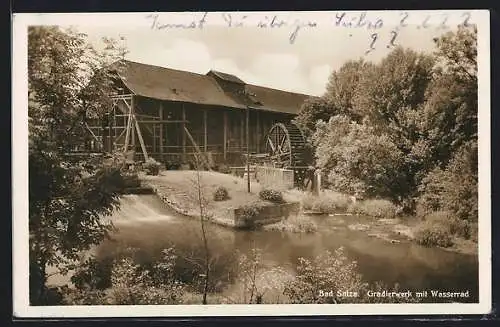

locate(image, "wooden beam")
[[123, 101, 132, 154], [182, 104, 186, 161], [184, 126, 212, 171], [223, 111, 227, 160], [134, 116, 149, 161], [131, 95, 136, 155], [159, 103, 164, 158], [203, 108, 208, 153]]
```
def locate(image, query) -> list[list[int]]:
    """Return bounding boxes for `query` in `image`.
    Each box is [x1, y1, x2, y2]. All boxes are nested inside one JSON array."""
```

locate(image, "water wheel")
[[264, 122, 313, 188]]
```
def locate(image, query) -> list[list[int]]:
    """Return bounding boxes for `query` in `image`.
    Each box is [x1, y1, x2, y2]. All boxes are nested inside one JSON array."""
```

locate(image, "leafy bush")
[[312, 116, 407, 202], [213, 186, 230, 201], [283, 247, 366, 304], [286, 215, 318, 233], [63, 248, 185, 305], [239, 205, 261, 229], [142, 158, 162, 176], [259, 189, 284, 204], [414, 222, 453, 248], [417, 141, 478, 222], [347, 199, 398, 218], [265, 215, 318, 233], [423, 211, 472, 239]]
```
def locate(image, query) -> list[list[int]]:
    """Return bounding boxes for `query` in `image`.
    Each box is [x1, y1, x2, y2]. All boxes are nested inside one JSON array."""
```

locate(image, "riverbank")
[[138, 171, 477, 255], [139, 170, 305, 229]]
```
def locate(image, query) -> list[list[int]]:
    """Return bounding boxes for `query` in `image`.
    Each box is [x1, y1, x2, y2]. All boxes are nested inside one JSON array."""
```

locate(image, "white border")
[[12, 10, 491, 317]]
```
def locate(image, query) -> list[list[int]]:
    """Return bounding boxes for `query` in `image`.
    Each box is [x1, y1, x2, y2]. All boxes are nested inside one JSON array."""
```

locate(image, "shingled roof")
[[113, 60, 313, 115]]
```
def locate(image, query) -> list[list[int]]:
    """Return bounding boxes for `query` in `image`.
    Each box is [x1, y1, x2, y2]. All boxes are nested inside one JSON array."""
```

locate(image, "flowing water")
[[94, 194, 479, 303]]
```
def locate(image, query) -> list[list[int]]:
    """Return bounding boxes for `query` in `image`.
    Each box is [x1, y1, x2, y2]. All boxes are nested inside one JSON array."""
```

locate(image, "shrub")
[[265, 215, 318, 233], [414, 222, 453, 247], [239, 205, 261, 229], [213, 186, 230, 201], [417, 141, 478, 222], [259, 189, 284, 204], [423, 211, 472, 239], [63, 248, 185, 305], [283, 247, 366, 304], [347, 199, 397, 218], [143, 158, 162, 176], [216, 164, 231, 174], [286, 215, 318, 233]]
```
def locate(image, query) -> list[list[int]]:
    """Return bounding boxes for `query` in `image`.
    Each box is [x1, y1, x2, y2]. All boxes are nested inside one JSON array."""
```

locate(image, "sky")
[[57, 11, 473, 96]]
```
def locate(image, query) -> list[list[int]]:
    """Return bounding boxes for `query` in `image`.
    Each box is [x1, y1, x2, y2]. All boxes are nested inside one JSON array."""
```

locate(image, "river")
[[93, 194, 478, 304]]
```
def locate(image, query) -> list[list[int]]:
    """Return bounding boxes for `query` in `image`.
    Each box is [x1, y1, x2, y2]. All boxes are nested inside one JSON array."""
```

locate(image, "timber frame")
[[86, 93, 295, 168]]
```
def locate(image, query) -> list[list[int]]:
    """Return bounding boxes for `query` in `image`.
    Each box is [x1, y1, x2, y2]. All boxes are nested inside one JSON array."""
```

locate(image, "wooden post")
[[246, 106, 250, 192], [182, 104, 186, 161], [223, 111, 227, 160], [131, 97, 136, 152], [159, 103, 164, 159], [203, 108, 208, 153], [240, 112, 244, 150], [153, 124, 156, 155], [256, 110, 260, 153]]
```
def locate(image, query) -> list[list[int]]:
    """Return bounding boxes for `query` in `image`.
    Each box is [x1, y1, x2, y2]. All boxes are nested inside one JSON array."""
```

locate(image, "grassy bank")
[[412, 211, 478, 255], [285, 189, 398, 219]]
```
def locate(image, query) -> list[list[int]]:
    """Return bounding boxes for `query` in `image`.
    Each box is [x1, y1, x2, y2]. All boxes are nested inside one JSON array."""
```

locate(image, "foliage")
[[283, 248, 419, 304], [215, 164, 231, 174], [414, 211, 473, 247], [417, 141, 477, 222], [414, 221, 454, 248], [213, 186, 230, 201], [283, 247, 366, 303], [28, 26, 129, 305], [142, 157, 162, 175], [239, 205, 261, 229], [347, 199, 398, 219], [313, 116, 406, 201], [301, 26, 477, 224], [293, 59, 372, 137], [64, 248, 185, 305], [259, 189, 284, 204], [265, 214, 318, 233]]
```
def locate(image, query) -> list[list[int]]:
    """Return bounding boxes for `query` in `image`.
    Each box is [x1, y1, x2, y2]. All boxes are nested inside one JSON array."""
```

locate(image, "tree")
[[28, 26, 127, 304], [416, 26, 478, 222], [192, 154, 211, 304], [324, 59, 374, 122], [293, 59, 371, 138], [312, 116, 406, 200], [421, 26, 478, 167]]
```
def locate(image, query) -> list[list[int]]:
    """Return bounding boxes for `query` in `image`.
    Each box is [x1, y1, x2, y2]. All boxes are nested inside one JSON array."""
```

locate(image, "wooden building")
[[88, 60, 313, 168]]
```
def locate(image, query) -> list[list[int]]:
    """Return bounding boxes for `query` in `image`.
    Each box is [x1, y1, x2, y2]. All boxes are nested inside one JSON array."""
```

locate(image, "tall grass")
[[264, 215, 318, 233], [414, 211, 476, 247], [298, 190, 397, 219], [301, 190, 351, 213], [347, 199, 398, 218]]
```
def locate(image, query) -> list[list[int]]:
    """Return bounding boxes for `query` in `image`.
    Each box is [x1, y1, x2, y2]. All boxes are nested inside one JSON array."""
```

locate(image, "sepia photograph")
[[12, 10, 491, 317]]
